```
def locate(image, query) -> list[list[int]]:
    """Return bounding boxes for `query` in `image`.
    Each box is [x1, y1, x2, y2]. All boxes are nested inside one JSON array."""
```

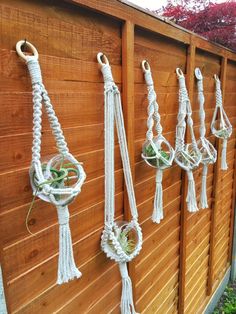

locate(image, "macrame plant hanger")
[[97, 53, 142, 314], [141, 61, 175, 223], [175, 68, 202, 212], [211, 74, 232, 170], [195, 68, 217, 209], [16, 40, 86, 284]]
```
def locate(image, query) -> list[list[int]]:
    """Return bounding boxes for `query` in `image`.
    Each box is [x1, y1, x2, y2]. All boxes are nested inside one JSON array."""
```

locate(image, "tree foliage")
[[154, 0, 236, 51]]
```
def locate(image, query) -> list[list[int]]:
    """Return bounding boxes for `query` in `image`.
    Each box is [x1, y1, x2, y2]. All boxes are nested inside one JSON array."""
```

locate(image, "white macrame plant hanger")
[[16, 40, 86, 284], [141, 60, 175, 223], [175, 68, 202, 212], [195, 68, 217, 209], [97, 53, 142, 314], [211, 74, 232, 170]]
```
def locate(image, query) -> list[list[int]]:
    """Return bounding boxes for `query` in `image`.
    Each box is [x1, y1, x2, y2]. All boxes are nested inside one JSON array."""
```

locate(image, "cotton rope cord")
[[141, 60, 175, 224], [97, 52, 142, 314], [16, 40, 86, 285], [211, 74, 232, 170], [175, 68, 202, 213], [195, 68, 217, 209]]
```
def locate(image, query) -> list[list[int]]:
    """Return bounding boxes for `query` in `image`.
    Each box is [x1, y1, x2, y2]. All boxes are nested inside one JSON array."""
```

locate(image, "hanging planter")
[[103, 220, 141, 263], [16, 40, 86, 285], [195, 68, 217, 209], [98, 52, 142, 314], [211, 74, 232, 170], [29, 154, 84, 205], [142, 137, 172, 168], [141, 60, 175, 224], [175, 68, 202, 213]]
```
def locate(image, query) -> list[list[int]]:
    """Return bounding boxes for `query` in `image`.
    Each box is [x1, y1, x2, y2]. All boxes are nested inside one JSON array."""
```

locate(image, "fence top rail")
[[66, 0, 236, 61]]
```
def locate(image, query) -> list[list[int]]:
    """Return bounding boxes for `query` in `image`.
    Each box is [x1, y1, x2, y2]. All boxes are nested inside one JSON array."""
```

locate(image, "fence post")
[[207, 56, 227, 295], [121, 19, 137, 301], [178, 36, 196, 314]]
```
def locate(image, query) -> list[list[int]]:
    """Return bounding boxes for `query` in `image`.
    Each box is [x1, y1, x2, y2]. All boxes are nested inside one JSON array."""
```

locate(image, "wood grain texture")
[[0, 0, 235, 313]]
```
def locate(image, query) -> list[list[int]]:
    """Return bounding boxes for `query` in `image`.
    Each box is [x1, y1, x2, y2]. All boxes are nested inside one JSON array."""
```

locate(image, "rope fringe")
[[186, 171, 198, 213], [57, 206, 82, 284], [221, 139, 228, 170], [200, 165, 208, 209], [119, 263, 138, 314], [152, 169, 163, 223]]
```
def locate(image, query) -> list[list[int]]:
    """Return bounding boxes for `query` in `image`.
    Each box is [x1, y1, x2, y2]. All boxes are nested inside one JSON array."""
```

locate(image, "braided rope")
[[175, 68, 201, 213], [98, 54, 142, 258], [211, 75, 232, 170], [16, 40, 86, 285], [175, 68, 201, 170], [141, 61, 174, 224], [98, 53, 141, 314], [211, 75, 232, 138], [99, 57, 140, 227], [195, 68, 217, 208]]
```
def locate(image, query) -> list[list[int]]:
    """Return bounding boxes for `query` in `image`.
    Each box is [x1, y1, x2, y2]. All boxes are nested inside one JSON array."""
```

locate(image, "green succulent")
[[26, 160, 79, 234], [144, 144, 170, 167]]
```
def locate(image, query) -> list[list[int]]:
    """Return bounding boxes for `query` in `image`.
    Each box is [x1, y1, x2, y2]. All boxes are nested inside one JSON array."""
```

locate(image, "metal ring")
[[16, 40, 39, 61], [141, 60, 150, 73], [97, 52, 109, 66]]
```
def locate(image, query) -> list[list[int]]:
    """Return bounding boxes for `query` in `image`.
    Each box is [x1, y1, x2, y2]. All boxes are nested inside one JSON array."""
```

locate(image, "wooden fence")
[[0, 0, 236, 313]]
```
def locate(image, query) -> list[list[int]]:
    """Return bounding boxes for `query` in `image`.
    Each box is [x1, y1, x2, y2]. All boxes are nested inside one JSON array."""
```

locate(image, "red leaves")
[[155, 1, 236, 51]]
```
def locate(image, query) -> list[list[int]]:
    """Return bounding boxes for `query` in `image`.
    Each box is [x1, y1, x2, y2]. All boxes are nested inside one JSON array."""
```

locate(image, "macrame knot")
[[119, 261, 129, 278], [101, 63, 114, 83], [144, 71, 153, 86], [57, 206, 70, 225], [42, 184, 51, 195], [26, 57, 42, 85], [178, 76, 185, 89], [187, 116, 193, 127], [112, 85, 119, 95], [197, 80, 203, 92]]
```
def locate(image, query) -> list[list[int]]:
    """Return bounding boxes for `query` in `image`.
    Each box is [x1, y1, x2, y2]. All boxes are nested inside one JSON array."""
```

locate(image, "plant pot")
[[29, 153, 85, 206], [142, 136, 173, 169]]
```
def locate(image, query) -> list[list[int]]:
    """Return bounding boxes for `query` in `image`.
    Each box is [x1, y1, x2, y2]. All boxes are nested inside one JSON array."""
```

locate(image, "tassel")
[[57, 206, 82, 284], [200, 165, 208, 209], [152, 169, 163, 223], [221, 139, 228, 170], [119, 262, 137, 314], [186, 171, 198, 213]]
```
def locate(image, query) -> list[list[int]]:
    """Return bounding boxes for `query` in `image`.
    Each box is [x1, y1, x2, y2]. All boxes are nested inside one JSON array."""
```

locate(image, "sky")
[[130, 0, 229, 10]]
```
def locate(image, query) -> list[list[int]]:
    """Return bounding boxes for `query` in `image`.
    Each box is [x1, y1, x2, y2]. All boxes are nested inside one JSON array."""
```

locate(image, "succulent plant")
[[144, 144, 170, 167], [26, 159, 80, 234]]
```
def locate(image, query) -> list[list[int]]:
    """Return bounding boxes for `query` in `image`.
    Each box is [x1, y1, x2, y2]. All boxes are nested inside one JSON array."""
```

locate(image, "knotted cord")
[[211, 74, 232, 170], [16, 40, 86, 284], [141, 60, 174, 223], [98, 53, 142, 314], [195, 68, 217, 209], [175, 68, 201, 213]]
